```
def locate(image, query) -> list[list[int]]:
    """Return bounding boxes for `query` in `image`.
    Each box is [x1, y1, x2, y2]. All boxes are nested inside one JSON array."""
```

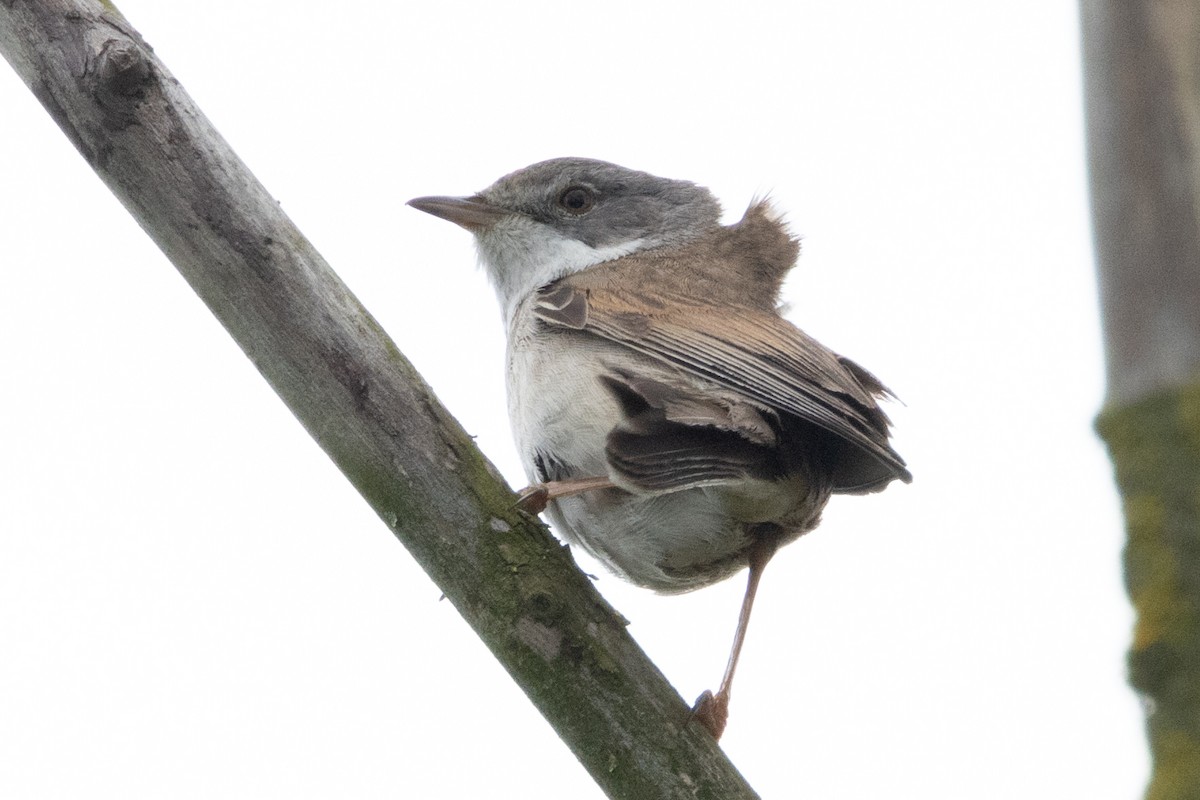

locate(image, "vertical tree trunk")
[[1081, 2, 1200, 797]]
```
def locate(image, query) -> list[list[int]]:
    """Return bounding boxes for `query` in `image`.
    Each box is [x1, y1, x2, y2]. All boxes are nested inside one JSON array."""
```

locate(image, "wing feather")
[[535, 281, 911, 490]]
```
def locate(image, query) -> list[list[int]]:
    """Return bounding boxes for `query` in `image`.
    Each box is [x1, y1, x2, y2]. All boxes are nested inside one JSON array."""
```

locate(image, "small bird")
[[409, 158, 910, 739]]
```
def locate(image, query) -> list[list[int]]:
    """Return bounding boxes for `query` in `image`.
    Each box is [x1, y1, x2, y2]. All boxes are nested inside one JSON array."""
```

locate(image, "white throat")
[[475, 217, 645, 326]]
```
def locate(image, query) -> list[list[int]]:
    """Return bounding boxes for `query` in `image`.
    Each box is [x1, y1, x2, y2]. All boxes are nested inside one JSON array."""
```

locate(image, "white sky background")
[[0, 2, 1148, 798]]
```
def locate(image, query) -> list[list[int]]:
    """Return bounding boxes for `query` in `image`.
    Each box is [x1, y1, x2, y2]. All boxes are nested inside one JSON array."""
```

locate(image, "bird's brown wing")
[[595, 369, 788, 493], [534, 279, 911, 493]]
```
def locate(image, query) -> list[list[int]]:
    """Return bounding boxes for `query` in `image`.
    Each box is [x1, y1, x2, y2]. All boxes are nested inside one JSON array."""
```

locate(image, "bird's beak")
[[407, 194, 509, 233]]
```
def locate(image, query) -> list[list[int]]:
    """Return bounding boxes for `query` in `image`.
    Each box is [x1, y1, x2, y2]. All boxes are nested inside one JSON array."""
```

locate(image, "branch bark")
[[1082, 2, 1200, 797], [0, 3, 758, 797]]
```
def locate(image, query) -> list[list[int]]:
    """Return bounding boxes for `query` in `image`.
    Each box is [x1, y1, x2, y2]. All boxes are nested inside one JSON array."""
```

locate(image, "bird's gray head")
[[408, 158, 722, 322]]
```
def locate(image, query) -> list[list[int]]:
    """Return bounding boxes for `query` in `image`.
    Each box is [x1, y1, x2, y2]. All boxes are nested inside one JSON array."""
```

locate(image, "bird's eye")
[[558, 186, 595, 214]]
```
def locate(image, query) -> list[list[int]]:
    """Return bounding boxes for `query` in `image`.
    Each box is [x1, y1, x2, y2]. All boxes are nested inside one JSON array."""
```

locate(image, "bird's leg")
[[692, 529, 780, 740], [516, 476, 617, 514]]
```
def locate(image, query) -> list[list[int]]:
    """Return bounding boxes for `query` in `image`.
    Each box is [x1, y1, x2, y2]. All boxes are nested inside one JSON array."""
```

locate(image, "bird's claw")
[[690, 689, 729, 740], [515, 485, 550, 515]]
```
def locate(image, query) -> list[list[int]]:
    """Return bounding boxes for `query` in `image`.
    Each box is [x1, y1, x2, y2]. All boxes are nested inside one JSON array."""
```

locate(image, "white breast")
[[505, 297, 619, 482], [503, 295, 759, 592]]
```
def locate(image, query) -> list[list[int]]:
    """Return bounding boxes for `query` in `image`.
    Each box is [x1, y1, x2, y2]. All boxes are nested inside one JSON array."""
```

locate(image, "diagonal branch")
[[0, 2, 758, 797]]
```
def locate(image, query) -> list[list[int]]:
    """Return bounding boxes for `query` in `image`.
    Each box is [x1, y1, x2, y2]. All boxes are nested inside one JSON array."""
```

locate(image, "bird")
[[408, 157, 910, 739]]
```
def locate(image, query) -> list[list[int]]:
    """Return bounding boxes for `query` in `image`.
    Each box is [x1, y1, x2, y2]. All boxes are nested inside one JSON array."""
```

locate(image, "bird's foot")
[[691, 689, 729, 740], [515, 485, 551, 514], [515, 476, 618, 515]]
